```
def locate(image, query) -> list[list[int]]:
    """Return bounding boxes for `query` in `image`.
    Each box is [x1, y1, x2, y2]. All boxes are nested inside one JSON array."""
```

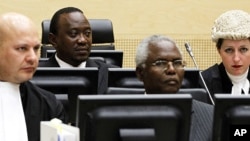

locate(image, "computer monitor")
[[40, 45, 54, 58], [107, 68, 144, 89], [106, 68, 200, 89], [39, 57, 106, 64], [45, 49, 123, 67], [88, 50, 123, 67], [76, 94, 192, 141], [105, 87, 145, 94], [181, 68, 200, 88], [30, 67, 99, 124], [212, 94, 250, 141], [31, 67, 98, 95], [105, 87, 209, 104]]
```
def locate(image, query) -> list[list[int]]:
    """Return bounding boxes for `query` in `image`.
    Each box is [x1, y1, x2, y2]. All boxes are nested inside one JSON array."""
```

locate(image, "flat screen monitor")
[[106, 68, 200, 89], [88, 50, 123, 67], [105, 87, 145, 94], [212, 94, 250, 141], [31, 67, 98, 95], [105, 87, 208, 104], [181, 68, 200, 88], [76, 94, 192, 141], [107, 68, 144, 89], [46, 49, 123, 67], [39, 57, 105, 64], [30, 67, 99, 124]]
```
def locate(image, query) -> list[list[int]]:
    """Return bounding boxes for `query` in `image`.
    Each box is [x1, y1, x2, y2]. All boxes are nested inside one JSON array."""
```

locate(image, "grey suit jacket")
[[190, 100, 214, 141]]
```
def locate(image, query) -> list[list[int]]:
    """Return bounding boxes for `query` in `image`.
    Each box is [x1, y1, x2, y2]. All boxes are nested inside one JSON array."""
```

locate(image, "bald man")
[[0, 13, 67, 141]]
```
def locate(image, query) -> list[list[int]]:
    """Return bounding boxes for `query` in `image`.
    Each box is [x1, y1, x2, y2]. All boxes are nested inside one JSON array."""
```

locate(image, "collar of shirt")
[[55, 53, 86, 68], [227, 68, 249, 95]]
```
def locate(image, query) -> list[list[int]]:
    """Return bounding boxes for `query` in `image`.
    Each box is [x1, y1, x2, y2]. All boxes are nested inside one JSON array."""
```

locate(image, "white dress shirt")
[[0, 82, 28, 141], [55, 53, 86, 68], [227, 69, 249, 95]]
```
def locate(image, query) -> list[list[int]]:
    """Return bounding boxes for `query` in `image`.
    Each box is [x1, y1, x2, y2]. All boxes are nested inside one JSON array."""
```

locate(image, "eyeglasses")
[[151, 60, 186, 70]]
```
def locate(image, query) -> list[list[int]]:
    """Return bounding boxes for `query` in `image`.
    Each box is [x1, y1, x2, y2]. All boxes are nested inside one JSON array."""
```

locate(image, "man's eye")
[[70, 33, 77, 37], [155, 61, 167, 66], [17, 47, 26, 51], [174, 60, 183, 66], [84, 31, 91, 37], [69, 30, 78, 37], [34, 45, 40, 52]]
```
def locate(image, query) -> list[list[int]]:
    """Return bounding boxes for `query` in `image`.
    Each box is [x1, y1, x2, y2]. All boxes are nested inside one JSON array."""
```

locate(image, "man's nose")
[[163, 62, 176, 74], [78, 33, 87, 43]]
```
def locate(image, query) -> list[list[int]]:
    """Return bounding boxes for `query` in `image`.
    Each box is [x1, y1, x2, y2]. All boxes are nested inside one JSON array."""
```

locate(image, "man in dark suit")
[[135, 35, 214, 141], [38, 7, 118, 94]]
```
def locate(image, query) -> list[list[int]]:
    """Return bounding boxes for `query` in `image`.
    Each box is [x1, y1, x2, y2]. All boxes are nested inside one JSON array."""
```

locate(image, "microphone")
[[184, 42, 215, 105], [184, 42, 199, 68]]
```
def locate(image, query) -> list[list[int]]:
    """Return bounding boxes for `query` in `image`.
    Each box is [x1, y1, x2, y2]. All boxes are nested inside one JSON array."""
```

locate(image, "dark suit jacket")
[[190, 100, 214, 141], [38, 54, 119, 94], [199, 62, 250, 101], [20, 81, 67, 141]]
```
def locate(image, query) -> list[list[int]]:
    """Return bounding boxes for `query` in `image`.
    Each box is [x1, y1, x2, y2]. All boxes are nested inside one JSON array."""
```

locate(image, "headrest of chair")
[[41, 20, 50, 44], [41, 19, 114, 44], [89, 19, 114, 44]]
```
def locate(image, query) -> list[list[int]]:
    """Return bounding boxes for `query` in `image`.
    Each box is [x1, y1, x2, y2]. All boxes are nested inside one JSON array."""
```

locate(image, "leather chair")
[[40, 19, 123, 66], [106, 68, 209, 103], [55, 94, 69, 117], [40, 19, 115, 57], [88, 19, 115, 50], [107, 68, 200, 89]]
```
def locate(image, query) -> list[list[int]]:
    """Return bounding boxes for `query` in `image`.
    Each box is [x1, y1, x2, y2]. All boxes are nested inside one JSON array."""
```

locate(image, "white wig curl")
[[211, 10, 250, 43]]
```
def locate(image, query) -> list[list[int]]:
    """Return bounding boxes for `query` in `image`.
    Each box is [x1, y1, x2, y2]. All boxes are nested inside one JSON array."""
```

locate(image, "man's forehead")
[[0, 13, 39, 47], [150, 41, 178, 52], [0, 12, 32, 25], [0, 12, 36, 33]]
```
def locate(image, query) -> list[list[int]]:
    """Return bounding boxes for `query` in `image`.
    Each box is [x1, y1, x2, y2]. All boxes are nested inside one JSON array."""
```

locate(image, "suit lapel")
[[86, 59, 109, 94]]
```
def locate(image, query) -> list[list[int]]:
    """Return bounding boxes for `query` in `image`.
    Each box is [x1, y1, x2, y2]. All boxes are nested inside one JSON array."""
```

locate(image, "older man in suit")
[[135, 34, 214, 141]]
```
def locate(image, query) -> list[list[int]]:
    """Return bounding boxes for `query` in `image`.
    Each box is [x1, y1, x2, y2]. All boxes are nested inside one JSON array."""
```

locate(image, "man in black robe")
[[0, 12, 67, 141]]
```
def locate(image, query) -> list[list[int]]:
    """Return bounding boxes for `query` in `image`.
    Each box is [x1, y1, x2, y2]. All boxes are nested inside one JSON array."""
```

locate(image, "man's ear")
[[136, 66, 144, 81], [48, 33, 57, 48]]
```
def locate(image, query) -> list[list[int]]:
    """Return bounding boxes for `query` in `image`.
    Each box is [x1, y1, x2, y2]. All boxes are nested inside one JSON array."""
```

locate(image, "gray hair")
[[135, 34, 182, 67], [212, 9, 250, 43]]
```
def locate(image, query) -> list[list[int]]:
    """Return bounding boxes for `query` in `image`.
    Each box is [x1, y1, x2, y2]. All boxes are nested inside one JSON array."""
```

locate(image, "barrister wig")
[[211, 10, 250, 43]]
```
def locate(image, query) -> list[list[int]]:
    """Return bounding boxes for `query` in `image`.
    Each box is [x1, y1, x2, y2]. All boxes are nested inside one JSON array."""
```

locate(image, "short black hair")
[[50, 7, 83, 35]]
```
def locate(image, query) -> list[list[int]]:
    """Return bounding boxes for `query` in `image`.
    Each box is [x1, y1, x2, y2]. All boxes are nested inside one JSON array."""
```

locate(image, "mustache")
[[74, 45, 91, 51]]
